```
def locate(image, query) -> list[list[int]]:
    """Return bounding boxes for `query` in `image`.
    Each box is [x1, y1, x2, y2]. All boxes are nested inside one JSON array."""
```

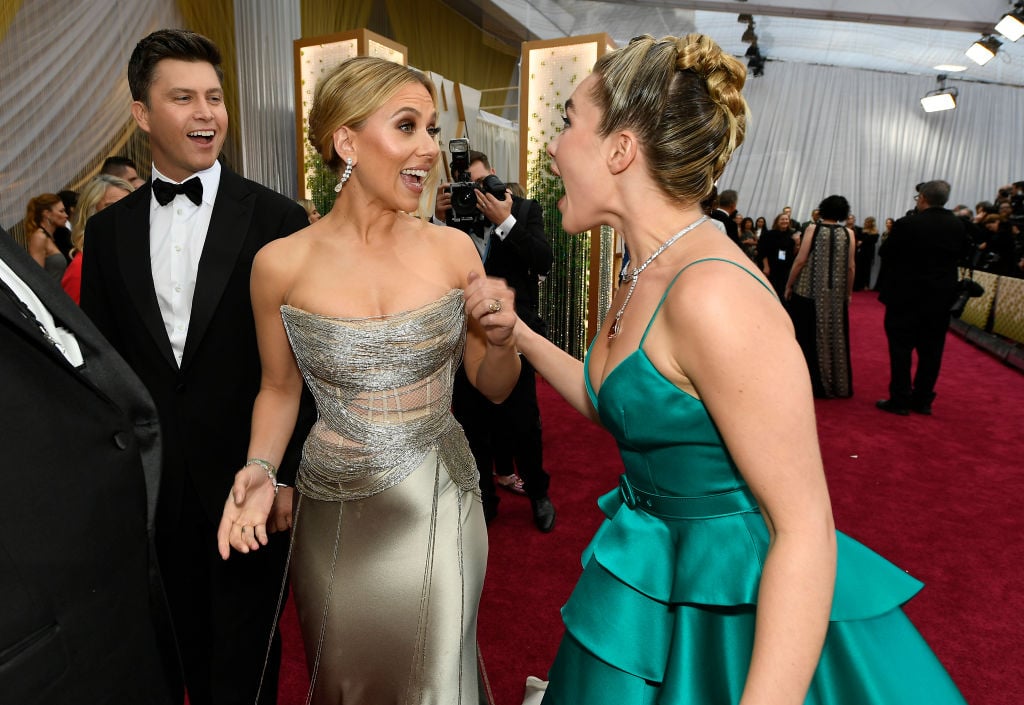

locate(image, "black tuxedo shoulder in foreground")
[[0, 228, 174, 705]]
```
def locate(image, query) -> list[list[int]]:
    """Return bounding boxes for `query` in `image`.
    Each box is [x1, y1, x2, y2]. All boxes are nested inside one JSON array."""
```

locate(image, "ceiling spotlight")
[[920, 75, 958, 112], [966, 34, 1001, 65], [995, 4, 1024, 42]]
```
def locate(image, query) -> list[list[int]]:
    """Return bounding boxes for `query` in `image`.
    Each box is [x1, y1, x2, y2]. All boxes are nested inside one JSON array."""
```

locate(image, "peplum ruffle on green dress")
[[541, 260, 967, 705]]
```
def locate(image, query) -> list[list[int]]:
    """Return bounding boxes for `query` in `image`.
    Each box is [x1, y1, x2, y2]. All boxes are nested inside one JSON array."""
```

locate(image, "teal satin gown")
[[541, 258, 966, 704]]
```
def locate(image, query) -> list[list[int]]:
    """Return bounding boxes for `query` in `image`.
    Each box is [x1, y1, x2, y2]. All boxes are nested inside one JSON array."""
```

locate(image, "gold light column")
[[520, 34, 616, 359]]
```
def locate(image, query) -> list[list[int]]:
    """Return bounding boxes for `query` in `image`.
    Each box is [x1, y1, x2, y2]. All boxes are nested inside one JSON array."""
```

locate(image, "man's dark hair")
[[818, 194, 850, 221], [918, 180, 951, 208], [57, 189, 78, 211], [718, 189, 738, 209], [100, 155, 138, 178], [468, 150, 491, 170], [128, 29, 223, 104]]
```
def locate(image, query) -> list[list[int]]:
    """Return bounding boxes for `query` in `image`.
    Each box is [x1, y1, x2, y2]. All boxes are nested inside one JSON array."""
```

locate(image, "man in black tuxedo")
[[436, 150, 556, 531], [80, 30, 310, 705], [711, 188, 740, 243], [0, 227, 174, 705], [875, 180, 969, 416]]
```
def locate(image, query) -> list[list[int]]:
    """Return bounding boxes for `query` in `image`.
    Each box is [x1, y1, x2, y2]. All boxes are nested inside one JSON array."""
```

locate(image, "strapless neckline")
[[281, 288, 462, 323]]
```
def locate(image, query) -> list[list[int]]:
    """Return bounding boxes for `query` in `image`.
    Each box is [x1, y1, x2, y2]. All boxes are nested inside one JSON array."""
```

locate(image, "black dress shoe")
[[530, 496, 556, 533], [876, 399, 910, 416], [911, 403, 933, 415]]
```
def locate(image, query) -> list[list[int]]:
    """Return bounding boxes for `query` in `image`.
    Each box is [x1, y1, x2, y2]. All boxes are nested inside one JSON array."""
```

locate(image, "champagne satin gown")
[[281, 290, 486, 704]]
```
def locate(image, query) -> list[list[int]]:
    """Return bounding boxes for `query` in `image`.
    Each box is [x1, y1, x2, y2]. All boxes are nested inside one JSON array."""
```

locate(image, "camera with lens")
[[445, 138, 506, 229], [950, 277, 985, 318]]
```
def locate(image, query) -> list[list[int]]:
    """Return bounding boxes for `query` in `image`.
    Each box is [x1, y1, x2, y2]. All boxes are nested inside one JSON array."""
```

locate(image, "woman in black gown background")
[[757, 212, 798, 298]]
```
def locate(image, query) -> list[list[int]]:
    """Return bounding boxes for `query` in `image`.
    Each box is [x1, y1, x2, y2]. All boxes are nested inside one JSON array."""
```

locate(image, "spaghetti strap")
[[638, 257, 778, 347]]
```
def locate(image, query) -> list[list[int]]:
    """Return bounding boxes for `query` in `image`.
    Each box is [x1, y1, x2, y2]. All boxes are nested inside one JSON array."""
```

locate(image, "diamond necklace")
[[607, 215, 708, 339]]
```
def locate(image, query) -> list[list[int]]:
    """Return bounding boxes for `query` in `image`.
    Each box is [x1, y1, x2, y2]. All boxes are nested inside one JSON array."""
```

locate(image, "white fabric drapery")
[[719, 61, 1024, 226], [0, 0, 182, 229], [471, 111, 520, 187], [233, 0, 302, 198], [4, 6, 1022, 232]]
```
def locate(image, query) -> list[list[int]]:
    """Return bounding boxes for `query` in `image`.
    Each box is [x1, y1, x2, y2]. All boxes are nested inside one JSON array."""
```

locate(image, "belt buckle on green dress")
[[618, 474, 638, 509]]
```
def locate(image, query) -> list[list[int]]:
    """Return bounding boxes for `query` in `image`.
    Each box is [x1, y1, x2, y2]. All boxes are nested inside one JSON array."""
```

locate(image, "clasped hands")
[[465, 270, 516, 348]]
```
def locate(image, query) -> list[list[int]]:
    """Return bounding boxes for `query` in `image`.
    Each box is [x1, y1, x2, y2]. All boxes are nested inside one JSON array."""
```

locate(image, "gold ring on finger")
[[488, 299, 502, 314]]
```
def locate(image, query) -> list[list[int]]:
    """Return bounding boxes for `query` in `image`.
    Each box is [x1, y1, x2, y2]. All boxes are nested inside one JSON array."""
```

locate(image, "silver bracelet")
[[245, 457, 280, 496]]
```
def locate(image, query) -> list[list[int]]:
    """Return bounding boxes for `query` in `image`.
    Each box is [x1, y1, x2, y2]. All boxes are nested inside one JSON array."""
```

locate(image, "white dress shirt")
[[433, 213, 516, 262], [0, 256, 84, 367], [149, 161, 222, 366]]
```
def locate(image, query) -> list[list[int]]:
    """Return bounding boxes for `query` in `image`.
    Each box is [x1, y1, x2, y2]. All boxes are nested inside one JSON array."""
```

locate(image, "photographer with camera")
[[435, 146, 557, 531], [875, 180, 971, 416]]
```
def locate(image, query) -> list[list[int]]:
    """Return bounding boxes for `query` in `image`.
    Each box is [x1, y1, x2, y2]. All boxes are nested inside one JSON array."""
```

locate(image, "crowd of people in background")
[[706, 180, 1024, 284], [687, 179, 1022, 403]]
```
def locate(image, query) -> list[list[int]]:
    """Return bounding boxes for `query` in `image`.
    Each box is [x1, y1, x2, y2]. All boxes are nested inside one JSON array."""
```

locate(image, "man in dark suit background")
[[80, 30, 310, 705], [435, 150, 557, 531], [875, 179, 969, 416], [711, 188, 740, 243], [1, 226, 174, 705]]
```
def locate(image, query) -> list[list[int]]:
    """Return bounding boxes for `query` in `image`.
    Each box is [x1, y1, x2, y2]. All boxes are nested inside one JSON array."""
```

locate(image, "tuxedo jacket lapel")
[[2, 229, 164, 534], [0, 234, 93, 377], [116, 186, 178, 369], [182, 170, 253, 368]]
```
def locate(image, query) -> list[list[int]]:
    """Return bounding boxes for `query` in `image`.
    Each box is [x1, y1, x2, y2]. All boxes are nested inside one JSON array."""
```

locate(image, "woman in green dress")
[[514, 33, 966, 705]]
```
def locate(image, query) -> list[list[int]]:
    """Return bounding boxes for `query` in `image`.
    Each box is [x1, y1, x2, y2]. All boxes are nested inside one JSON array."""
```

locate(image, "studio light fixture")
[[920, 75, 958, 112], [995, 3, 1024, 42], [966, 34, 1001, 65]]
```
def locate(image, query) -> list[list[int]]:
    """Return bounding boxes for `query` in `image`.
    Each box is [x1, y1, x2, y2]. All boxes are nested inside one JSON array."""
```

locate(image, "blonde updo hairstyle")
[[309, 56, 438, 175], [589, 34, 748, 206]]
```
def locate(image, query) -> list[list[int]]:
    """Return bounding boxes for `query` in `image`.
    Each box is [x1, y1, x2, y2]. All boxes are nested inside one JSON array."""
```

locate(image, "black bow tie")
[[152, 177, 203, 206]]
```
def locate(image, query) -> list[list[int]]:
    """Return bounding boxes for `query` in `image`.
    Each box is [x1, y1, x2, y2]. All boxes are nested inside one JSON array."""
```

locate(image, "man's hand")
[[435, 184, 452, 222], [267, 486, 294, 533], [477, 188, 512, 226]]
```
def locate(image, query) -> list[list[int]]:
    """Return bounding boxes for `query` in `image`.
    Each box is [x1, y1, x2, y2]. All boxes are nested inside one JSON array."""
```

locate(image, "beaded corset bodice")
[[280, 290, 476, 501]]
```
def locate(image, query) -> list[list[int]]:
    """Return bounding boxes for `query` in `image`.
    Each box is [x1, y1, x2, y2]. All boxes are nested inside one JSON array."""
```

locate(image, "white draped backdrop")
[[0, 0, 183, 229], [1, 1, 1021, 231], [719, 61, 1024, 225]]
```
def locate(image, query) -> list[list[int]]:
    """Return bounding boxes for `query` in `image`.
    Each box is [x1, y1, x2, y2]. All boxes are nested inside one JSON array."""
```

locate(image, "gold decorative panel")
[[958, 269, 998, 330], [992, 275, 1024, 344]]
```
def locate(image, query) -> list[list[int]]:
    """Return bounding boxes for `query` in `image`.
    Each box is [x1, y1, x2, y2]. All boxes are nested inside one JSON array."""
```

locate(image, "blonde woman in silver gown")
[[217, 57, 520, 704]]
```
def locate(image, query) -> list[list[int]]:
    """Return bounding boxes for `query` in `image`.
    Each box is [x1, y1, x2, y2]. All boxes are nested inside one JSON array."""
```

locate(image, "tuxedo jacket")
[[876, 206, 969, 311], [711, 208, 739, 243], [80, 168, 311, 527], [484, 196, 552, 333], [0, 230, 173, 704]]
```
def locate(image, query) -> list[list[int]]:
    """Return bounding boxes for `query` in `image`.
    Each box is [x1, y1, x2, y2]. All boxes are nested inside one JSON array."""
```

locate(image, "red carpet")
[[276, 291, 1023, 704]]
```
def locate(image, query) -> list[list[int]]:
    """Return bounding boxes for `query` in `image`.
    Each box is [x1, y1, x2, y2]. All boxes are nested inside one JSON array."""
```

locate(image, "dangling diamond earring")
[[334, 157, 354, 193]]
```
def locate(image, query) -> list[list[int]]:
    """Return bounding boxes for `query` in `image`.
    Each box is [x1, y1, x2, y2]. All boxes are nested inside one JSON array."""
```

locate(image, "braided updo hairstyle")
[[308, 56, 437, 173], [589, 34, 748, 205]]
